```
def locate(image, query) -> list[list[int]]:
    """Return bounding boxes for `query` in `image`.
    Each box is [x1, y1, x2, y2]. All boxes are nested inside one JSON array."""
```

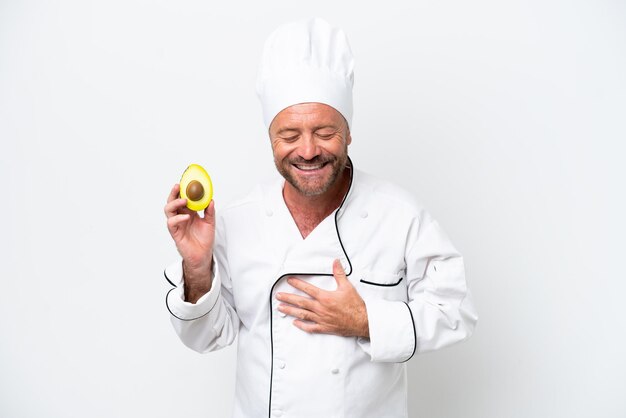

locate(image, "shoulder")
[[353, 169, 429, 222], [216, 175, 280, 221]]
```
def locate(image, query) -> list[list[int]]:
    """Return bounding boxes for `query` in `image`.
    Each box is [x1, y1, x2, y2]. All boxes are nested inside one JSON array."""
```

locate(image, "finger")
[[276, 292, 316, 311], [164, 197, 193, 218], [167, 213, 191, 231], [202, 200, 215, 225], [167, 183, 180, 204], [287, 277, 321, 299], [293, 319, 325, 334], [278, 304, 318, 323], [333, 259, 349, 288]]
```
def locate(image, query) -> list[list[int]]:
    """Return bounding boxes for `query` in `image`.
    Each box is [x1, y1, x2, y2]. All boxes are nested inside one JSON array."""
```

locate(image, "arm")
[[358, 211, 478, 362], [164, 239, 240, 353], [163, 184, 239, 353]]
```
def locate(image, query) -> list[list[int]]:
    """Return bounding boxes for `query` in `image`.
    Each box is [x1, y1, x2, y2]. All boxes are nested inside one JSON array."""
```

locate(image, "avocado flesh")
[[180, 164, 213, 211]]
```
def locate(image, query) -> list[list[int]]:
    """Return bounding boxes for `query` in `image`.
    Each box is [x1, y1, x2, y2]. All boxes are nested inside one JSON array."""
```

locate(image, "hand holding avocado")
[[164, 164, 215, 303]]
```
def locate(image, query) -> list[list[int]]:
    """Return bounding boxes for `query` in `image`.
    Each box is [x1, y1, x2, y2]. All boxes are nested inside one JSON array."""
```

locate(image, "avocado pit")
[[186, 180, 205, 201]]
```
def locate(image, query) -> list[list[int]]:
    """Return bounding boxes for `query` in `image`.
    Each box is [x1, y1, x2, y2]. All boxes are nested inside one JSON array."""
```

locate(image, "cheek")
[[272, 144, 294, 163], [324, 141, 348, 157]]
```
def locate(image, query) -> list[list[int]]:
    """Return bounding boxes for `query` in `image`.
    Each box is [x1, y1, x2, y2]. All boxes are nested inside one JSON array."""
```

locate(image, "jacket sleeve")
[[164, 215, 240, 353], [357, 210, 478, 362]]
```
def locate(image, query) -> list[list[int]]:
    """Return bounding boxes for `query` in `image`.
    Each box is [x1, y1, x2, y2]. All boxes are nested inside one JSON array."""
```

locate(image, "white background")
[[1, 1, 625, 417]]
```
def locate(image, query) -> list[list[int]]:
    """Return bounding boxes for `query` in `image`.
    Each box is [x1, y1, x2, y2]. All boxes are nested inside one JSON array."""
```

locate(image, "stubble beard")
[[275, 146, 349, 197]]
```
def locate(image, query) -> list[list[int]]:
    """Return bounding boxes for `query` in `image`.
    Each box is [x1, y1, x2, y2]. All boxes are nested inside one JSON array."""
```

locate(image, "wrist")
[[359, 302, 370, 339], [183, 253, 213, 273], [182, 258, 214, 303]]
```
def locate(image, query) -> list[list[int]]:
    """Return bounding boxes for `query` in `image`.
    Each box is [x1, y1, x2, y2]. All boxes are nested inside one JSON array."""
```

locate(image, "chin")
[[288, 172, 334, 196], [294, 182, 331, 196]]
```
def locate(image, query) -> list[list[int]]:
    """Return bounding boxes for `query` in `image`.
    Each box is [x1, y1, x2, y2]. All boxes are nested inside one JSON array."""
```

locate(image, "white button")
[[277, 361, 286, 369], [279, 311, 287, 318], [331, 368, 340, 374], [272, 409, 283, 417], [266, 208, 273, 217], [360, 211, 368, 218]]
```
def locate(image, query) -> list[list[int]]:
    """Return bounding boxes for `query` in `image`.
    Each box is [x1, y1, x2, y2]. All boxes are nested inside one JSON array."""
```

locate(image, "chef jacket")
[[164, 163, 478, 418]]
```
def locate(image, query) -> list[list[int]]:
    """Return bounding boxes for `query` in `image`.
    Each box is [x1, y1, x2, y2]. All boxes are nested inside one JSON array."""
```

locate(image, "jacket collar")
[[261, 157, 356, 277]]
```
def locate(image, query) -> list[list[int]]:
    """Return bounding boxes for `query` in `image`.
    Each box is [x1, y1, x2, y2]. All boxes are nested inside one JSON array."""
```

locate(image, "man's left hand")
[[276, 259, 370, 338]]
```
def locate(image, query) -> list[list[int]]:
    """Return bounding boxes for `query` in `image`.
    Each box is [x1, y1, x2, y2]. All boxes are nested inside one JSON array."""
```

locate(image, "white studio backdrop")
[[1, 1, 625, 417]]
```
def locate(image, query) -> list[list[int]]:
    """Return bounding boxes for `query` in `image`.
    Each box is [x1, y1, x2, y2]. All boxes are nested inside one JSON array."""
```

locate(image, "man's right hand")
[[164, 183, 215, 303]]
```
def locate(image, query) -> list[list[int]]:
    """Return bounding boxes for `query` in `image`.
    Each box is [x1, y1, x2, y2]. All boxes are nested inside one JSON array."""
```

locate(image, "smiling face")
[[269, 102, 352, 197]]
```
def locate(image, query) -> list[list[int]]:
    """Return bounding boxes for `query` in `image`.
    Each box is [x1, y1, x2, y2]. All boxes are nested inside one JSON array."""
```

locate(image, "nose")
[[296, 134, 320, 161]]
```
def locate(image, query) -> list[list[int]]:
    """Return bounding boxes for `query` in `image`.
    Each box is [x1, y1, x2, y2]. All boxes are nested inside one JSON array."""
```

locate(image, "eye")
[[282, 135, 299, 142], [316, 131, 335, 139]]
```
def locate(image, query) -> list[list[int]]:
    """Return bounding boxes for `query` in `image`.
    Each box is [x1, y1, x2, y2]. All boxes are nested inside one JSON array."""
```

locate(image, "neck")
[[283, 162, 352, 238]]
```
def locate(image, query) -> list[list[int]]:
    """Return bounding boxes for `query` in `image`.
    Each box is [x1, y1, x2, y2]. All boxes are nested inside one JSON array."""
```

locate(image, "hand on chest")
[[225, 200, 410, 328]]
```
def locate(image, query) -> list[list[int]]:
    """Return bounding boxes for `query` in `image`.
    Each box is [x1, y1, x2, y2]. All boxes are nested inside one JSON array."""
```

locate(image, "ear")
[[345, 119, 352, 146]]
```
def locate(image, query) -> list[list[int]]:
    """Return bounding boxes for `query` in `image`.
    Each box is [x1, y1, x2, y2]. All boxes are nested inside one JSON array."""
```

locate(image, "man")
[[163, 18, 477, 418]]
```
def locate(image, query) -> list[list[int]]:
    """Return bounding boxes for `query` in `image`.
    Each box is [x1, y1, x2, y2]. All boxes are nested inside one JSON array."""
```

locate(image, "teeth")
[[295, 163, 324, 171]]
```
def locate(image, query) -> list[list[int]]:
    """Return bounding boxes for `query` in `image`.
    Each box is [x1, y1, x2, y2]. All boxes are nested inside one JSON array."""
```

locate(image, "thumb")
[[333, 259, 349, 288], [203, 200, 215, 225]]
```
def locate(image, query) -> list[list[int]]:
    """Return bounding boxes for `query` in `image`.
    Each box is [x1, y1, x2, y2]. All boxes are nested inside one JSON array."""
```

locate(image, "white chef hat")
[[256, 17, 355, 131]]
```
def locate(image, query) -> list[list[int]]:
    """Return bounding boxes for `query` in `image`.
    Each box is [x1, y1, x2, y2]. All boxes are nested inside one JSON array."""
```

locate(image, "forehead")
[[270, 102, 345, 132]]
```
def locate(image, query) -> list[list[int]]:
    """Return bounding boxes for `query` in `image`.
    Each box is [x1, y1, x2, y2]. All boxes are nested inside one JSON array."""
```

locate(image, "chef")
[[163, 18, 477, 418]]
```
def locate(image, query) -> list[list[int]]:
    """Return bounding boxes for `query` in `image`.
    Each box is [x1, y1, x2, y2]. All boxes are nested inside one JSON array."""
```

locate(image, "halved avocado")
[[179, 164, 213, 211]]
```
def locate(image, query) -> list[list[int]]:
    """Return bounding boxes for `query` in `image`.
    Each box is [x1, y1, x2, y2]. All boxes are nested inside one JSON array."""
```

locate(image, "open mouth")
[[293, 162, 329, 171]]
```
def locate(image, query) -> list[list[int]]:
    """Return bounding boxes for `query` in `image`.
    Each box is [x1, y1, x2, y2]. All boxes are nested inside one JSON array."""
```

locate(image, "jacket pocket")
[[357, 271, 407, 302], [360, 276, 403, 287]]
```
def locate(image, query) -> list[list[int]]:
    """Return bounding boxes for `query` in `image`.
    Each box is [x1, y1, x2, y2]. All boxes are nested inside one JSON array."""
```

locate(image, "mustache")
[[287, 155, 336, 165]]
